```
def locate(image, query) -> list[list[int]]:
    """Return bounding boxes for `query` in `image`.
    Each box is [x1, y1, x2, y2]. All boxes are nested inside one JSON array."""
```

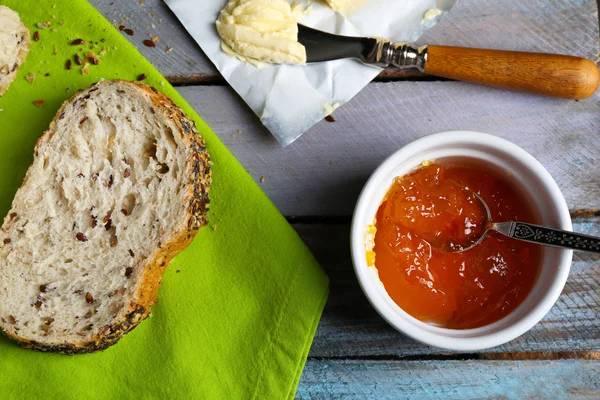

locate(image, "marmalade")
[[372, 162, 541, 329]]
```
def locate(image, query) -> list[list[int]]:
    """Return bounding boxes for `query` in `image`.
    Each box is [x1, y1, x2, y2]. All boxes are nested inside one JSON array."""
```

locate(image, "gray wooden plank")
[[296, 359, 600, 399], [177, 82, 600, 216], [293, 216, 600, 357], [90, 0, 600, 82], [89, 0, 218, 82]]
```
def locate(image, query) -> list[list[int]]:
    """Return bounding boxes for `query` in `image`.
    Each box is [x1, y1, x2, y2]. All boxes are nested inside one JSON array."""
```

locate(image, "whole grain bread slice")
[[0, 5, 30, 96], [0, 80, 211, 354]]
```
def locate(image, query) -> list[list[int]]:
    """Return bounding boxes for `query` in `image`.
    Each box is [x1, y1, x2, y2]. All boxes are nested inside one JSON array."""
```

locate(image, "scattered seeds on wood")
[[70, 38, 86, 45], [3, 238, 11, 244], [85, 292, 94, 304], [143, 39, 156, 47], [74, 53, 83, 65], [325, 115, 335, 122], [45, 73, 50, 77], [137, 73, 146, 81], [124, 28, 134, 36], [33, 99, 44, 108], [33, 31, 40, 41], [66, 59, 72, 70], [118, 25, 125, 31]]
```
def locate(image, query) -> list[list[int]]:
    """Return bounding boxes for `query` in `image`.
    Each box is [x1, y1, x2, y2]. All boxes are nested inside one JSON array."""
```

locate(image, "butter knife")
[[298, 24, 599, 100]]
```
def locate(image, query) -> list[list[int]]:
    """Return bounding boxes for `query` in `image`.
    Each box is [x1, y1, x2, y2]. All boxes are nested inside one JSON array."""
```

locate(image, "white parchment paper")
[[165, 0, 449, 146]]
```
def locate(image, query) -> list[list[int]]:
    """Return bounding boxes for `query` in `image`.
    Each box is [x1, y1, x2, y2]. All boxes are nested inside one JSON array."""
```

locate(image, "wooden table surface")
[[91, 0, 600, 398]]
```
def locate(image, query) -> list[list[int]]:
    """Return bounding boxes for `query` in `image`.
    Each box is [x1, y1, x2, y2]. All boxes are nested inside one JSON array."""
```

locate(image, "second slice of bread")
[[0, 5, 30, 96]]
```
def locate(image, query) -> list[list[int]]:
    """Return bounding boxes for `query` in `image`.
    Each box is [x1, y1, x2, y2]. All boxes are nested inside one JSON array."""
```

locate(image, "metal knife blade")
[[298, 0, 459, 67], [298, 24, 377, 63]]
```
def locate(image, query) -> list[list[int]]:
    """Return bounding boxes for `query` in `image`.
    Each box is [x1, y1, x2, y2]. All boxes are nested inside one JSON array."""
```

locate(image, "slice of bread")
[[0, 80, 211, 354], [0, 5, 30, 96]]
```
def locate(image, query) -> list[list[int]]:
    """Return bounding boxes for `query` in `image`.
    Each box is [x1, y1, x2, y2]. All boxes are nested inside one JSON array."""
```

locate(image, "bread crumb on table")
[[260, 176, 265, 183]]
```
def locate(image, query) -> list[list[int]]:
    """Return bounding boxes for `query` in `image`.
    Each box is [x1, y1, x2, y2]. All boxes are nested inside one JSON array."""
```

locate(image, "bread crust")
[[0, 80, 211, 354]]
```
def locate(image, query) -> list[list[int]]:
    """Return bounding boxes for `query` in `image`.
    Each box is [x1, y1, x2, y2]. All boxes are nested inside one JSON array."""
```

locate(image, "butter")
[[423, 8, 442, 21], [325, 0, 368, 16], [365, 221, 377, 266], [322, 102, 341, 115], [216, 0, 307, 68]]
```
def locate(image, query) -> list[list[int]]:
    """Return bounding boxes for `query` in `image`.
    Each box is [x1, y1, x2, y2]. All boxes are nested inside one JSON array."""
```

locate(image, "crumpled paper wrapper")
[[166, 0, 450, 146]]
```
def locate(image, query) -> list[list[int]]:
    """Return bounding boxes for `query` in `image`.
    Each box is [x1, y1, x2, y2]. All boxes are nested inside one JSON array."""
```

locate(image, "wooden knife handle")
[[424, 45, 600, 100]]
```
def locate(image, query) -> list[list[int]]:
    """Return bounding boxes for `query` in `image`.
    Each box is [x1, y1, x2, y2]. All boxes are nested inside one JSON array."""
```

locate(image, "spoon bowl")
[[447, 192, 600, 254]]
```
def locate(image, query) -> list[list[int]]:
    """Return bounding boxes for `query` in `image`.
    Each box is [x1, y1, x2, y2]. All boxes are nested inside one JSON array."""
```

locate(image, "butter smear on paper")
[[325, 0, 369, 16]]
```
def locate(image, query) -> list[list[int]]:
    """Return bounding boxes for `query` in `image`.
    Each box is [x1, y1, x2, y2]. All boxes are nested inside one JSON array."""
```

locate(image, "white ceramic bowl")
[[351, 131, 572, 351]]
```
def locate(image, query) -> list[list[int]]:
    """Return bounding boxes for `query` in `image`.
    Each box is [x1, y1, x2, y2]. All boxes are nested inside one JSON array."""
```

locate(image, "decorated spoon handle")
[[494, 222, 600, 254]]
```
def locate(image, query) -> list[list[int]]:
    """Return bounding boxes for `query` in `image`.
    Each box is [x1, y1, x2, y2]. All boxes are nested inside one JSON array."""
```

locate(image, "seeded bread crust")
[[0, 80, 211, 354]]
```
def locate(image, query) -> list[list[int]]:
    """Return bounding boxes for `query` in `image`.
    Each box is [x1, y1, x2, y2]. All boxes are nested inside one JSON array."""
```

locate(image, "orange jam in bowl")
[[372, 162, 542, 329]]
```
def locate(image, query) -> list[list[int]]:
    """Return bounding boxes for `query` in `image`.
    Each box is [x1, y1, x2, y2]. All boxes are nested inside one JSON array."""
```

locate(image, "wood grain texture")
[[425, 46, 600, 99], [296, 359, 600, 399], [89, 0, 600, 83], [176, 82, 600, 216], [89, 0, 218, 82], [298, 217, 600, 357]]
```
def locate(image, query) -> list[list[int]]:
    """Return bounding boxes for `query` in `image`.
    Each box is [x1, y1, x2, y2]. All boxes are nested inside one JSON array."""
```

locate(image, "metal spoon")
[[450, 193, 600, 254]]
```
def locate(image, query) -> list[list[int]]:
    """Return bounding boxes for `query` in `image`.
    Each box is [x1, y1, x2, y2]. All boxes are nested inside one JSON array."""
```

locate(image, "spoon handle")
[[494, 222, 600, 254]]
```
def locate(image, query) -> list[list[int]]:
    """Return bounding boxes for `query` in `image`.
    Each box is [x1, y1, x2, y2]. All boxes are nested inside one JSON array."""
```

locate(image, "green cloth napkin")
[[0, 1, 328, 398]]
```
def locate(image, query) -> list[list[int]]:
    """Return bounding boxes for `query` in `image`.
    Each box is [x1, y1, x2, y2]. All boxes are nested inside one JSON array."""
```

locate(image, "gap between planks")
[[308, 351, 600, 362], [167, 71, 449, 86]]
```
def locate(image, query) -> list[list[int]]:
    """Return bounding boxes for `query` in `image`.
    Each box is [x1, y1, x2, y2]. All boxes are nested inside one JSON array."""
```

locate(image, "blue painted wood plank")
[[296, 359, 600, 399]]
